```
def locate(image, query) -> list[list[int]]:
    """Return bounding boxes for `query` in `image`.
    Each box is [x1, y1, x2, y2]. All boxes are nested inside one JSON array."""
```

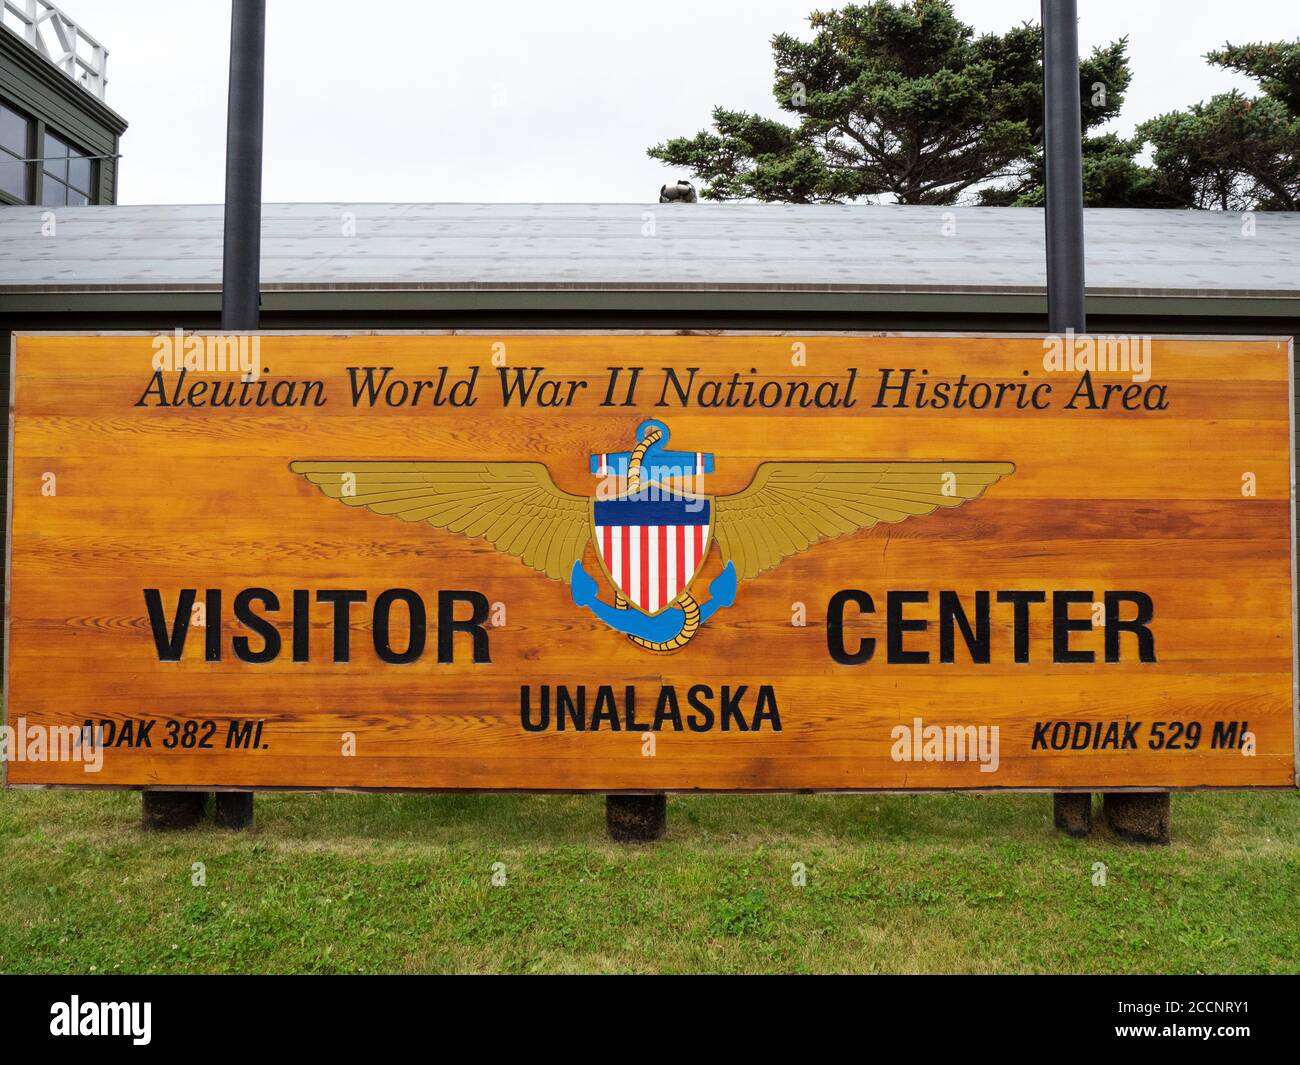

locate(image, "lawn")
[[1, 789, 1297, 974]]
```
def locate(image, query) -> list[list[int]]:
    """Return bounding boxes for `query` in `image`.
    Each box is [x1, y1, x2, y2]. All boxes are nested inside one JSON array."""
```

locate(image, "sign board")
[[5, 332, 1296, 791]]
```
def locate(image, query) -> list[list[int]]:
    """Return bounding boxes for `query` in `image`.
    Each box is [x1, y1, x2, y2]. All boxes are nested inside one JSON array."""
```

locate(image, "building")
[[0, 0, 125, 207]]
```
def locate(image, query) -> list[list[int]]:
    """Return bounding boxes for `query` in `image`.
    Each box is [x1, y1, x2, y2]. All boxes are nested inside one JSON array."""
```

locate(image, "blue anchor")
[[571, 559, 738, 642]]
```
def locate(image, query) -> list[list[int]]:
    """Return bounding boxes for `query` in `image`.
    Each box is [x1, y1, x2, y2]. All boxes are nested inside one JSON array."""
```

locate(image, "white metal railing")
[[2, 0, 109, 100]]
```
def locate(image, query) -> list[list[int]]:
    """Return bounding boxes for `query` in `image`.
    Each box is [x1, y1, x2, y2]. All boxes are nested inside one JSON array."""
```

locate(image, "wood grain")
[[5, 332, 1296, 790]]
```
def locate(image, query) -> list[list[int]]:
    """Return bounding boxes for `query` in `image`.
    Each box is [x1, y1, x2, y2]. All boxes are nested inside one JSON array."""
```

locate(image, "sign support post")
[[1041, 0, 1090, 839], [1042, 0, 1086, 337], [214, 0, 265, 831], [142, 0, 265, 831], [607, 794, 667, 843], [1041, 0, 1168, 842]]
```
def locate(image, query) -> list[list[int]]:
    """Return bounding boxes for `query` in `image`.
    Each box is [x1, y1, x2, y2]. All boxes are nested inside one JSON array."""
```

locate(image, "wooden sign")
[[4, 332, 1296, 791]]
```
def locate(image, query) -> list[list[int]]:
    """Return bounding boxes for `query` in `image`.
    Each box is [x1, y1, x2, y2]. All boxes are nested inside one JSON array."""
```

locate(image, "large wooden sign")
[[4, 332, 1296, 791]]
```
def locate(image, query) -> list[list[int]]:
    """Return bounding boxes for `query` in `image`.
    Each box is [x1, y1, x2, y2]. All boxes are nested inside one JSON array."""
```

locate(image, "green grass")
[[1, 789, 1298, 973]]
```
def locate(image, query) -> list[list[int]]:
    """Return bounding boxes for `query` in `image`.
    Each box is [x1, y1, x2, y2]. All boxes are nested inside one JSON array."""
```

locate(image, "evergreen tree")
[[1140, 41, 1300, 210], [648, 1, 1130, 205]]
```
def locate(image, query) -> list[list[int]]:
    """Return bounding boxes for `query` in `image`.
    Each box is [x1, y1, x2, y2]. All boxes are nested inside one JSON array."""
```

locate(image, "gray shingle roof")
[[0, 202, 1296, 297]]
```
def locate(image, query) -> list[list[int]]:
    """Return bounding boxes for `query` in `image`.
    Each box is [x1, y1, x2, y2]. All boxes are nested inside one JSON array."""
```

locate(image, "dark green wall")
[[0, 29, 127, 205]]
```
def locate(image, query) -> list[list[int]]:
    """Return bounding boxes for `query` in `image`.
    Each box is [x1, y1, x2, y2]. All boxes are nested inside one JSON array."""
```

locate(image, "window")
[[0, 103, 100, 207], [41, 130, 93, 206], [0, 101, 32, 203]]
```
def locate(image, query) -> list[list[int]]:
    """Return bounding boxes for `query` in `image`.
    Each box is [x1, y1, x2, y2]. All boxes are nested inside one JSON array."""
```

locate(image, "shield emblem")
[[591, 486, 713, 616]]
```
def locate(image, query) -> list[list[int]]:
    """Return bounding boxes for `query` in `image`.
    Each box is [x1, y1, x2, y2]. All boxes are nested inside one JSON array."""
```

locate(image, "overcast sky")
[[62, 0, 1297, 204]]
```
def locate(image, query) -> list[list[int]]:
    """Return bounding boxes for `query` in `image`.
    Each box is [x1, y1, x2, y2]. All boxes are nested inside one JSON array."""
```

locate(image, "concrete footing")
[[214, 792, 255, 829], [606, 794, 666, 842], [1052, 792, 1093, 837], [1103, 791, 1170, 844], [141, 791, 206, 831]]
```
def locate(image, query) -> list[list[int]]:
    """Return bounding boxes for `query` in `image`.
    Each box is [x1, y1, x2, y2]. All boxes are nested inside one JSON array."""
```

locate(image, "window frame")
[[39, 127, 95, 207], [0, 100, 35, 205], [0, 99, 100, 207]]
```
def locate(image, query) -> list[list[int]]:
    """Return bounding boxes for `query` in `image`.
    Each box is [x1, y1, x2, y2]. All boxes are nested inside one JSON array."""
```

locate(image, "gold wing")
[[289, 461, 590, 581], [714, 461, 1015, 580]]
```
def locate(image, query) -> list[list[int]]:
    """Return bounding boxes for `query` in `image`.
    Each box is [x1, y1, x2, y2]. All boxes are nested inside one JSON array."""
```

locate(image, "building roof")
[[0, 201, 1296, 295]]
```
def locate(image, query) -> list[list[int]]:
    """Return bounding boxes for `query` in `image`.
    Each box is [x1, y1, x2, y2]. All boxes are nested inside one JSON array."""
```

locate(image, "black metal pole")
[[142, 1, 266, 833], [1043, 0, 1093, 839], [1043, 4, 1165, 842], [215, 0, 265, 829], [150, 0, 261, 833], [1041, 0, 1086, 334], [220, 0, 265, 331]]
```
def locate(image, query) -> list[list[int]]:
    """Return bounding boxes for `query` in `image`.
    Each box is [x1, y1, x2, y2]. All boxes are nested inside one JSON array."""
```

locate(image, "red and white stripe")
[[594, 523, 710, 613]]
